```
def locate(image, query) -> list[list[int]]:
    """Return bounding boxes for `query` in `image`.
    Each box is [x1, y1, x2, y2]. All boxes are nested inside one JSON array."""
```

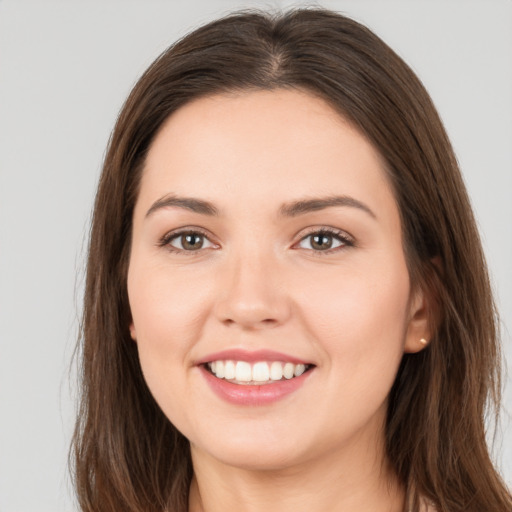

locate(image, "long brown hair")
[[71, 8, 512, 512]]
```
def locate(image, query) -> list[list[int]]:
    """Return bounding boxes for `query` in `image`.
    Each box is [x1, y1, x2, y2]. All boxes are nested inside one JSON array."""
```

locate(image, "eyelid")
[[158, 226, 219, 253], [292, 226, 355, 252]]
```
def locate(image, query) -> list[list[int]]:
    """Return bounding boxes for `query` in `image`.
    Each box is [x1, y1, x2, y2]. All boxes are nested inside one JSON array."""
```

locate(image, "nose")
[[213, 251, 291, 330]]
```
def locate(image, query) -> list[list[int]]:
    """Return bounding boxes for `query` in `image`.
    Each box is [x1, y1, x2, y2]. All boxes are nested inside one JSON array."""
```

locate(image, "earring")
[[419, 338, 428, 345]]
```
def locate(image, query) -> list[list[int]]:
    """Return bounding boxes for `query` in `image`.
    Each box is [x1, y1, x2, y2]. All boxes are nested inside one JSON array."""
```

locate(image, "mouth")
[[204, 360, 314, 386], [197, 349, 316, 404]]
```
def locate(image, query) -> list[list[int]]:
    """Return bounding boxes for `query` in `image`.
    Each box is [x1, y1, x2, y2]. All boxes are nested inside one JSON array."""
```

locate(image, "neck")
[[188, 433, 405, 512]]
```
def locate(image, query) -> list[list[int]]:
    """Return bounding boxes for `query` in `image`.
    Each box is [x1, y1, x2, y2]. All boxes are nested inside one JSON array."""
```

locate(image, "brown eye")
[[311, 233, 334, 250], [181, 233, 203, 250], [297, 230, 350, 252], [168, 231, 214, 251]]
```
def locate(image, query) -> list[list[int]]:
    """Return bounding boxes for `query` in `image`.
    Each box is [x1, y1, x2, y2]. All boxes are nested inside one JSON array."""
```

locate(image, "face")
[[127, 89, 429, 471]]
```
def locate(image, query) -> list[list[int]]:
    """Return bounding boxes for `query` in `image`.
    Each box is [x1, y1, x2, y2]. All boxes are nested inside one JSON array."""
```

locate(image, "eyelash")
[[158, 227, 354, 255], [294, 227, 355, 254], [158, 228, 215, 254]]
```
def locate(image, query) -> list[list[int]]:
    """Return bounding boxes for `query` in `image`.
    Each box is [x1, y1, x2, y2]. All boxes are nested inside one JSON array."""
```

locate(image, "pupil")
[[183, 233, 203, 250], [312, 234, 332, 250]]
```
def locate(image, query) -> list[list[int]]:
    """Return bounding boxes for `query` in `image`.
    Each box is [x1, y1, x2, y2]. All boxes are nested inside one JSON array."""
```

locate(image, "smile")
[[198, 350, 315, 405], [206, 360, 312, 385]]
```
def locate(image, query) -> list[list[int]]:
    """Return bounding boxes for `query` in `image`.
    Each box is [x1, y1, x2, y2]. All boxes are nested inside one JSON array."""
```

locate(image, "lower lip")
[[199, 365, 313, 406]]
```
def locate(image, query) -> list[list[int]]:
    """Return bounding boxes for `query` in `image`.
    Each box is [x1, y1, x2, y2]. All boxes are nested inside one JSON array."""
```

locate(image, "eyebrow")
[[279, 195, 376, 219], [146, 195, 219, 217], [145, 194, 376, 219]]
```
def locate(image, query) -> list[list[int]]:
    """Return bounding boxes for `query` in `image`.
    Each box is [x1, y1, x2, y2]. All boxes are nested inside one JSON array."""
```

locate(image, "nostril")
[[222, 317, 279, 329]]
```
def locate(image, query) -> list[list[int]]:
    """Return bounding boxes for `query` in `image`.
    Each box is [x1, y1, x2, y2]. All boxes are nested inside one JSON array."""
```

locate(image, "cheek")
[[127, 266, 227, 442], [298, 257, 410, 377], [128, 264, 212, 351], [126, 263, 215, 416], [289, 260, 410, 442]]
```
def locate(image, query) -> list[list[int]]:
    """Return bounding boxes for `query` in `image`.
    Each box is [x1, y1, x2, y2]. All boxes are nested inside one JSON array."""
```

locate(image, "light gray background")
[[0, 1, 510, 511]]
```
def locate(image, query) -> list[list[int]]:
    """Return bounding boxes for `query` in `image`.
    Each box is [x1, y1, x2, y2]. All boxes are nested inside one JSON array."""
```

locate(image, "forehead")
[[139, 89, 395, 218]]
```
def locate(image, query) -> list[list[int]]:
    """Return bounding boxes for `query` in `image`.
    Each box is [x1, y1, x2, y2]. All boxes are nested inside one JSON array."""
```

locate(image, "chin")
[[203, 445, 305, 472], [190, 424, 312, 471]]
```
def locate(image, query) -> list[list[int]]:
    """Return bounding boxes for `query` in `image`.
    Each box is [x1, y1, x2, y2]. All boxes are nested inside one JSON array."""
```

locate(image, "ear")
[[129, 322, 137, 342], [403, 286, 432, 354]]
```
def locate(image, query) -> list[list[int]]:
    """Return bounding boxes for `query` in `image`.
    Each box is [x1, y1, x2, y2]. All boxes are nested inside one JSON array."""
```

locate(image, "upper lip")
[[195, 349, 313, 366]]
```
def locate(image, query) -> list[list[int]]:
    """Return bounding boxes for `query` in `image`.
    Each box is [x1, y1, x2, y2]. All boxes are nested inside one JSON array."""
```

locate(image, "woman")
[[71, 8, 512, 512]]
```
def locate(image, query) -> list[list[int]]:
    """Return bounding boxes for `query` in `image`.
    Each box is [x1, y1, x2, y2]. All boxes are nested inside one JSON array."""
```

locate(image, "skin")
[[127, 89, 431, 512]]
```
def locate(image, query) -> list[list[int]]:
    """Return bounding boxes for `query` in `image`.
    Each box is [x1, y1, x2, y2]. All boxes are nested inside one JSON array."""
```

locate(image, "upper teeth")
[[207, 360, 308, 383]]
